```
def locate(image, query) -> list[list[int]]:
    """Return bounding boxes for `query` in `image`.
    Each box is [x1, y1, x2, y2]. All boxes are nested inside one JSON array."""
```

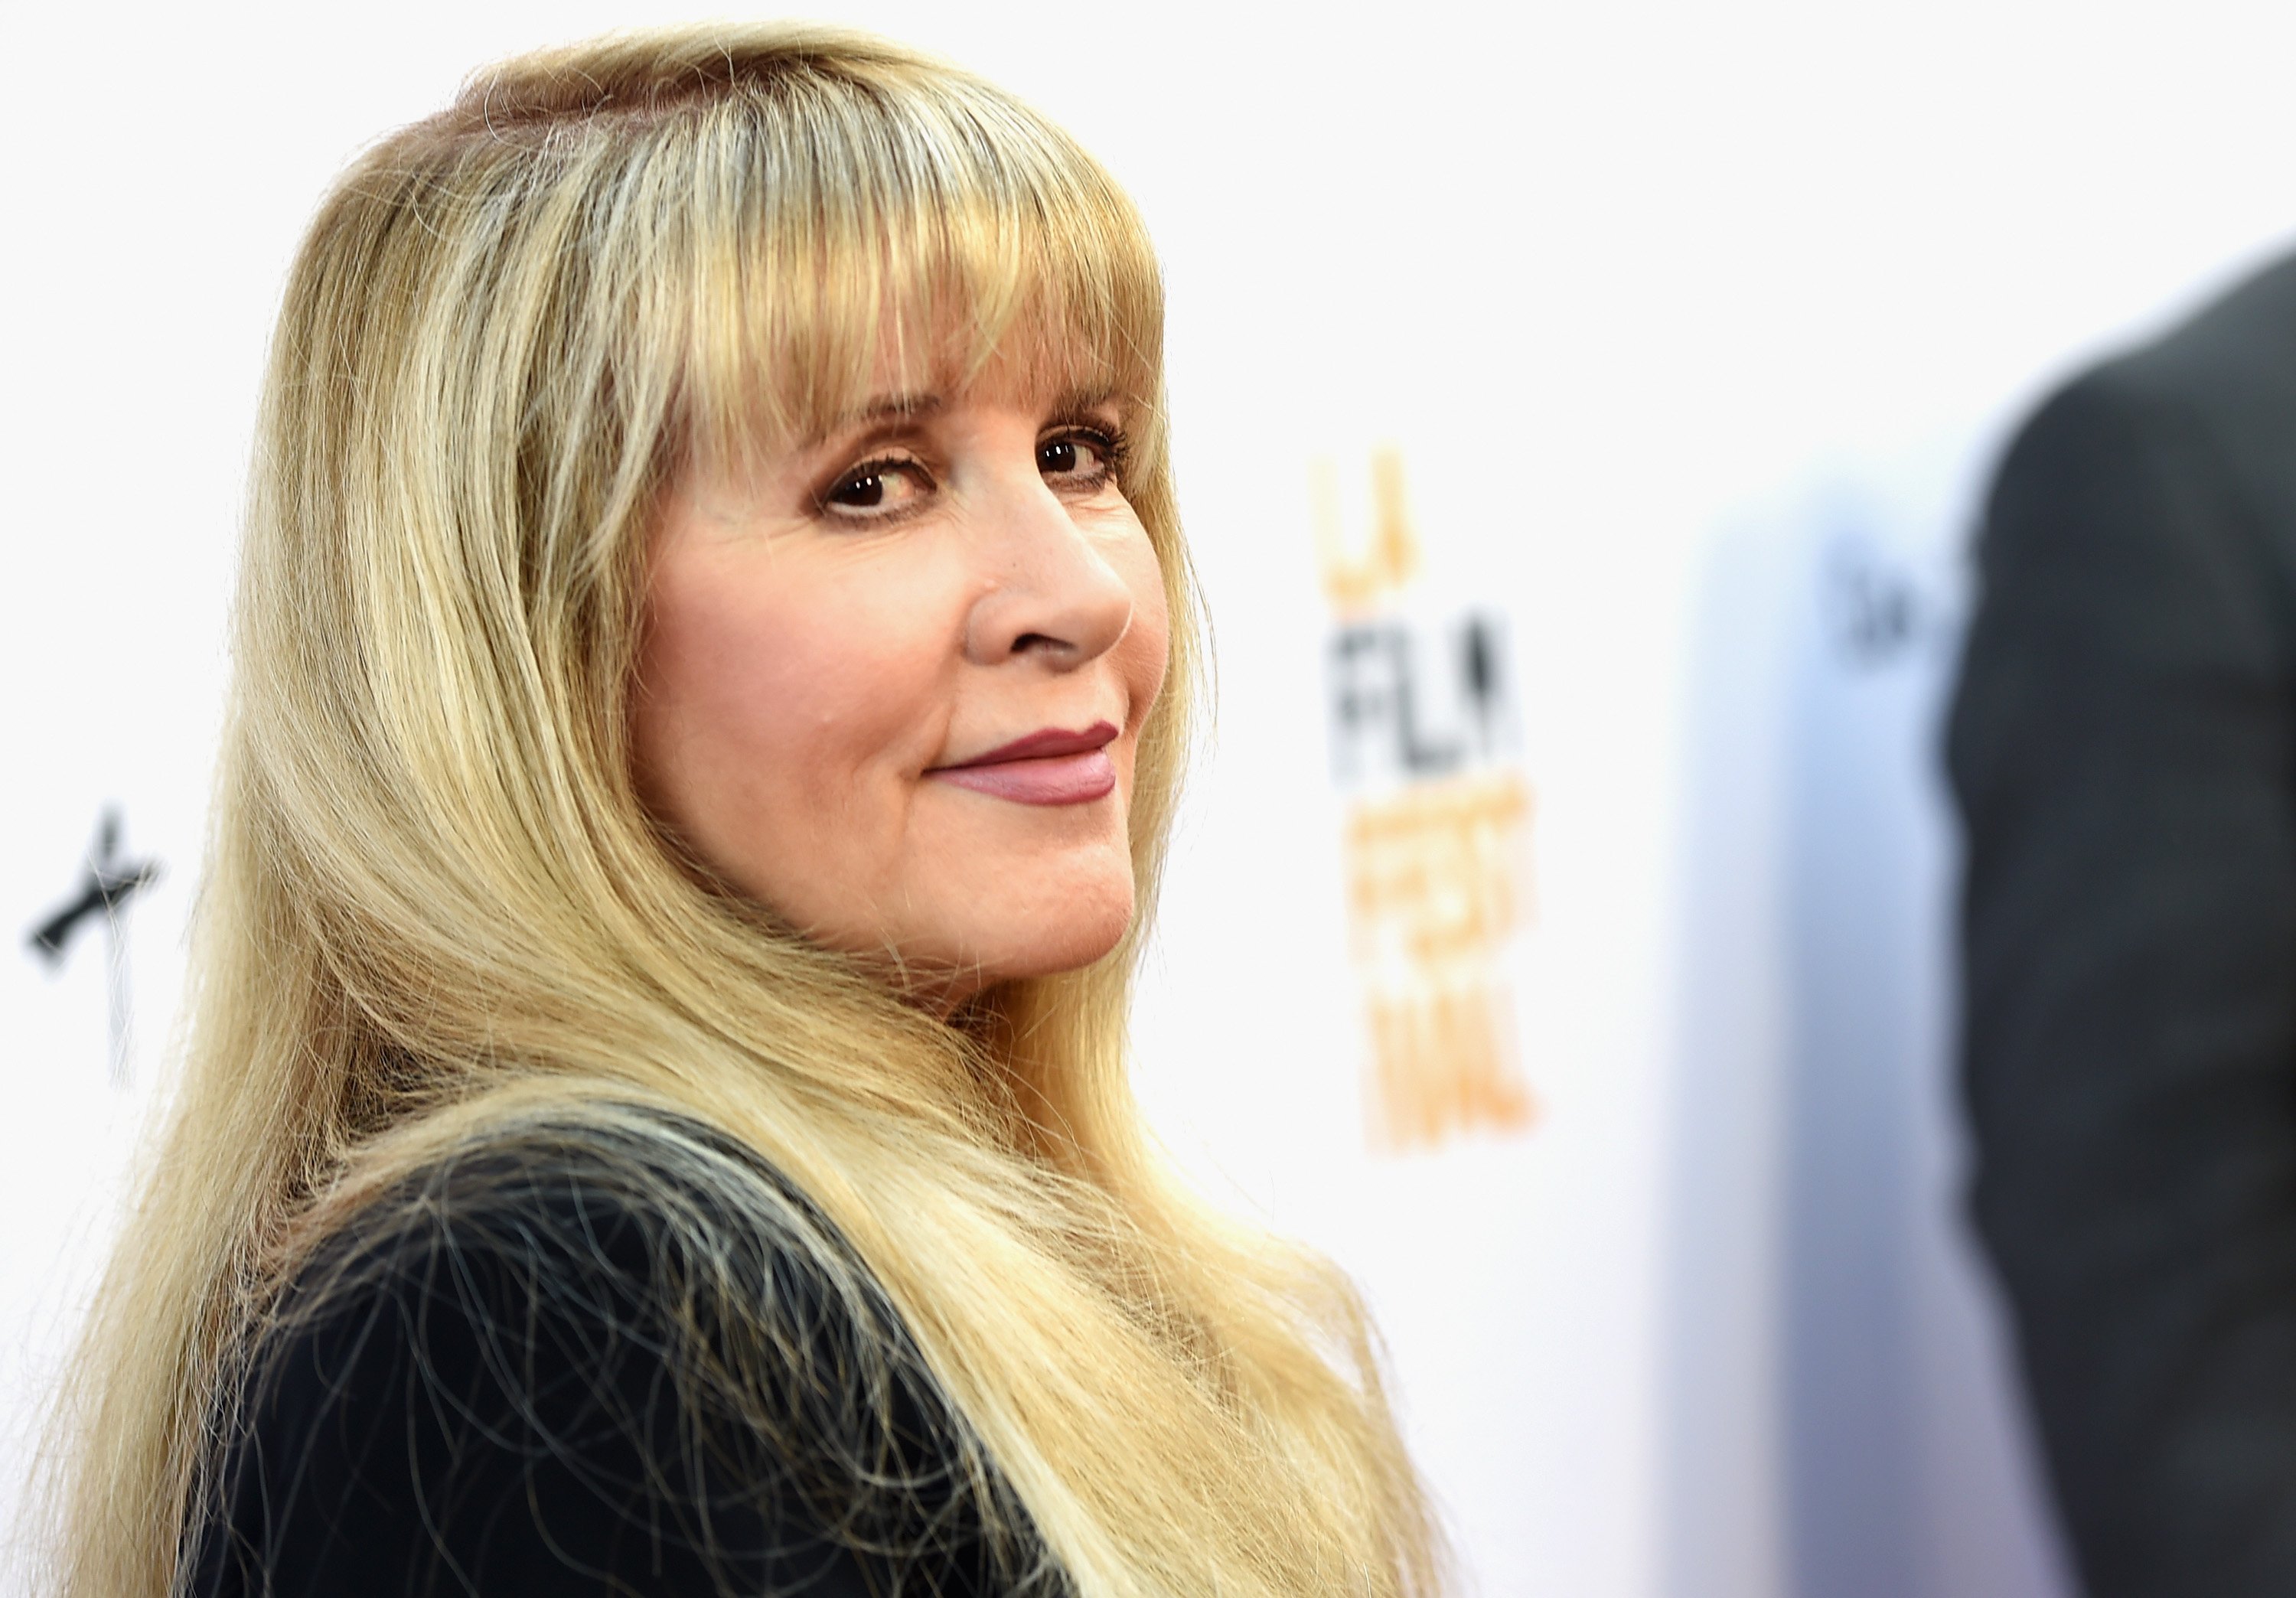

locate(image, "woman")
[[47, 25, 1440, 1597]]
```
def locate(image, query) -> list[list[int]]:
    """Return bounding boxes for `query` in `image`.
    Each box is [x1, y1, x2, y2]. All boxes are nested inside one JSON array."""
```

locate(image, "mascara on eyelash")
[[1049, 424, 1131, 475], [814, 452, 929, 515]]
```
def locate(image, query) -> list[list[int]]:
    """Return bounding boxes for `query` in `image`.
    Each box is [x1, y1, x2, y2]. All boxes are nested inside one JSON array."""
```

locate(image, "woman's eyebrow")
[[1042, 386, 1125, 424], [803, 386, 1124, 454], [810, 392, 944, 448]]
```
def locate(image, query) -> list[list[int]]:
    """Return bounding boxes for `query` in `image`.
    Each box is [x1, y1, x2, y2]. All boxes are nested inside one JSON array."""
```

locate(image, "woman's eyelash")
[[1046, 422, 1131, 475], [815, 454, 927, 514], [840, 455, 914, 486]]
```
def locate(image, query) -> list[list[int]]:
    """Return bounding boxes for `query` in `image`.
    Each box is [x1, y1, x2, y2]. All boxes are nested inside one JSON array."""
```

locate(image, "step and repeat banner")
[[8, 3, 2296, 1593]]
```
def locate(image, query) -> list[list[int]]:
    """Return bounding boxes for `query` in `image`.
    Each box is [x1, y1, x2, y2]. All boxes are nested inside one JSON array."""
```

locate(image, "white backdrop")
[[7, 3, 2296, 1593]]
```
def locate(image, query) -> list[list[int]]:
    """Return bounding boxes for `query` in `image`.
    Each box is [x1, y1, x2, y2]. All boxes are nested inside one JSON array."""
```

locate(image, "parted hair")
[[41, 24, 1441, 1598]]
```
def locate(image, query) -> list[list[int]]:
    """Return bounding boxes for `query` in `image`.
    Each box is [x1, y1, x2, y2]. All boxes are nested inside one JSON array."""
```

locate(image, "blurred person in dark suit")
[[1949, 249, 2296, 1598]]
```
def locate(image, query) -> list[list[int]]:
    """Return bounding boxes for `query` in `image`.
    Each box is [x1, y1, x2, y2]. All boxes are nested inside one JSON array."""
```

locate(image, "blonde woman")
[[46, 25, 1440, 1598]]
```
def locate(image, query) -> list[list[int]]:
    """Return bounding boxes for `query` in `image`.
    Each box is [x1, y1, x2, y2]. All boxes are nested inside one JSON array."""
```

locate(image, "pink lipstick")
[[928, 721, 1120, 807]]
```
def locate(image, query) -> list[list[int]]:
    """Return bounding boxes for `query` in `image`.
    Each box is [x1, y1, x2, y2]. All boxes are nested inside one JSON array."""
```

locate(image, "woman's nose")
[[961, 472, 1136, 670]]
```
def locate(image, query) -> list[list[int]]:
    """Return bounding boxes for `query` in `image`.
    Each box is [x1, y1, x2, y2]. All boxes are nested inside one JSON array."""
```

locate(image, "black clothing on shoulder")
[[187, 1114, 1062, 1598], [1949, 250, 2296, 1598]]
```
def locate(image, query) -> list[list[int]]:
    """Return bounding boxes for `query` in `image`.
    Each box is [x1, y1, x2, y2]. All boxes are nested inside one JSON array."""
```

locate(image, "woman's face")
[[632, 348, 1170, 1010]]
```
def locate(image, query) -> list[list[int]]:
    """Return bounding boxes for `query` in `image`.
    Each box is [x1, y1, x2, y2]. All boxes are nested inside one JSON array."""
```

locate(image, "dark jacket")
[[1949, 250, 2296, 1597], [188, 1114, 1059, 1597]]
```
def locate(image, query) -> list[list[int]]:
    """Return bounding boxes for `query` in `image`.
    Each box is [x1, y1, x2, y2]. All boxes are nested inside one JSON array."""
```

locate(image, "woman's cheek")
[[1120, 544, 1173, 726]]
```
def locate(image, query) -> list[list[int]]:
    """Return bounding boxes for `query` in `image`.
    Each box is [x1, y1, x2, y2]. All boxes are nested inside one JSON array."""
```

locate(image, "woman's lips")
[[928, 721, 1120, 807]]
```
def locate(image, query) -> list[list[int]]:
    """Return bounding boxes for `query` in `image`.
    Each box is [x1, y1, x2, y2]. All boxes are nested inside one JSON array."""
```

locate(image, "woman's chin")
[[901, 882, 1138, 1009]]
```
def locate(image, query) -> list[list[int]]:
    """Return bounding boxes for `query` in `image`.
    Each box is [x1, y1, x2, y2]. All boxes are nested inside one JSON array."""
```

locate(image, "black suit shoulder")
[[1949, 249, 2296, 1597], [1994, 249, 2296, 624], [2113, 249, 2296, 421], [188, 1113, 1058, 1598]]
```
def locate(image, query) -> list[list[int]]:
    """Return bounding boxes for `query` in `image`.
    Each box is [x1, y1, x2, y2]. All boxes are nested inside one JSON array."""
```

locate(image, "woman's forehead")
[[807, 378, 1127, 442], [684, 261, 1155, 465], [736, 324, 1135, 453], [861, 315, 1133, 407]]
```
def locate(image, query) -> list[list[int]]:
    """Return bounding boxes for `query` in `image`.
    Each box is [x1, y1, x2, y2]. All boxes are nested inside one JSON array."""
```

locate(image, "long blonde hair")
[[44, 25, 1440, 1598]]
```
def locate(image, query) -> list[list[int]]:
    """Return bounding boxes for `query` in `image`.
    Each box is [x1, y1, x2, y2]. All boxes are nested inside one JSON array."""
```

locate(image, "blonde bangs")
[[532, 40, 1169, 468]]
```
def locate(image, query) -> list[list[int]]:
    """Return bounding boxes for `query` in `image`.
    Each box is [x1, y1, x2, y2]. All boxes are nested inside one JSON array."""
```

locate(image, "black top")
[[188, 1115, 1060, 1597], [1949, 250, 2296, 1597]]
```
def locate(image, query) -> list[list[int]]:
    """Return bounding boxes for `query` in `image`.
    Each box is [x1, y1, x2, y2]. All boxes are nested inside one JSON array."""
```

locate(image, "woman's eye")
[[823, 461, 926, 517], [1039, 433, 1114, 485]]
